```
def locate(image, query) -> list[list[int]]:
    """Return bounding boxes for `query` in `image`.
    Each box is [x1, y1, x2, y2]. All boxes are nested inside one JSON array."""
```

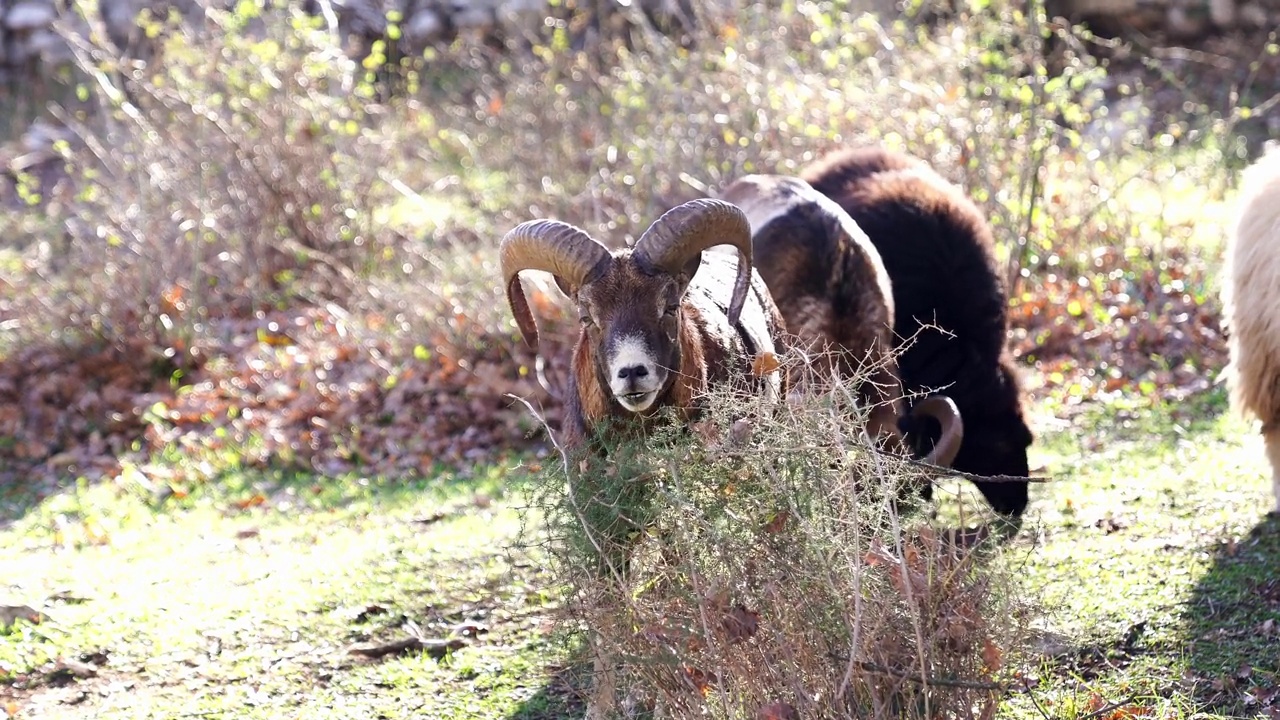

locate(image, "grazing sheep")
[[501, 198, 787, 449], [720, 174, 963, 470], [501, 198, 788, 719], [1222, 143, 1280, 515], [801, 146, 1033, 517]]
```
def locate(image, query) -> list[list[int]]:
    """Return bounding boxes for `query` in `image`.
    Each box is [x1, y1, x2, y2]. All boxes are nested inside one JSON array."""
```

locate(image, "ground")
[[2, 385, 1278, 719]]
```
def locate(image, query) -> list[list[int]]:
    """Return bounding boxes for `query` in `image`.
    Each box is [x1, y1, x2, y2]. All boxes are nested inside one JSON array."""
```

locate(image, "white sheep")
[[1223, 142, 1280, 514]]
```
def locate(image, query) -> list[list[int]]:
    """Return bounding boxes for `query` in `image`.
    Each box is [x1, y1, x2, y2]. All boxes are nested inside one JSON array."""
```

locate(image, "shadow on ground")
[[507, 662, 589, 720], [1182, 512, 1280, 716]]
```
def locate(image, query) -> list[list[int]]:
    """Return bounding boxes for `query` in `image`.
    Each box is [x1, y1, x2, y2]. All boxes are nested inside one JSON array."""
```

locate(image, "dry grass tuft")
[[527, 353, 1032, 718]]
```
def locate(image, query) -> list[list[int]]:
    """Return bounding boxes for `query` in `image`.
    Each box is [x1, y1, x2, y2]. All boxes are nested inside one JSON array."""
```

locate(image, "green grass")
[[3, 390, 1279, 719], [990, 387, 1280, 719], [0, 461, 582, 719]]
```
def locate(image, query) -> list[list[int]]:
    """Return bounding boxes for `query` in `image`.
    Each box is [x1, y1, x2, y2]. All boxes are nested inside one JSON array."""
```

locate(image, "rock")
[[0, 604, 44, 629], [22, 120, 75, 154], [1166, 5, 1208, 37], [5, 1, 57, 31], [333, 0, 387, 37], [1207, 0, 1235, 26], [1237, 1, 1268, 26], [28, 27, 70, 65], [451, 0, 493, 30], [403, 6, 445, 45]]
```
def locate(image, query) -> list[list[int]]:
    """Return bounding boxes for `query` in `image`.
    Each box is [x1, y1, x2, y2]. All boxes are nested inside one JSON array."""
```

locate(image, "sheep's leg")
[[1265, 423, 1280, 515]]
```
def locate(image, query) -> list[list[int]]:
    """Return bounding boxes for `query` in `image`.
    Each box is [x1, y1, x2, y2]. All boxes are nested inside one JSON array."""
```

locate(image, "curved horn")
[[499, 220, 612, 349], [910, 395, 964, 469], [633, 198, 754, 326]]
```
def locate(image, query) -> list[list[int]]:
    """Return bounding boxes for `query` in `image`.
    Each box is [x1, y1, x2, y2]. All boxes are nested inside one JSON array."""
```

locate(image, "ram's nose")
[[616, 364, 649, 382]]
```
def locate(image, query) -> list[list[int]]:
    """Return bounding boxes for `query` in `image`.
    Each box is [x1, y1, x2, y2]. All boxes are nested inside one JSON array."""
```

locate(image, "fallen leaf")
[[982, 636, 1003, 671], [234, 494, 266, 510], [751, 352, 781, 377]]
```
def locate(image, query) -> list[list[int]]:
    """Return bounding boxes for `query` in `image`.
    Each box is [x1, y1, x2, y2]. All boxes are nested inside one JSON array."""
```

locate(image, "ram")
[[799, 146, 1033, 518], [501, 198, 786, 447], [720, 174, 962, 471], [1222, 143, 1280, 515], [501, 198, 787, 718]]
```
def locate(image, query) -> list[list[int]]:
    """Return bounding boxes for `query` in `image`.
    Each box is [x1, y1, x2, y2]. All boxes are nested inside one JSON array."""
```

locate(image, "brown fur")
[[722, 175, 905, 451], [561, 250, 786, 448]]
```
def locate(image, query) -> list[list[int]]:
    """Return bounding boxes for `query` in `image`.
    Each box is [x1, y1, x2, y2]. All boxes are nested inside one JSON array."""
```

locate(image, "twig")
[[828, 656, 1007, 691], [348, 636, 466, 660], [898, 455, 1054, 484], [1077, 694, 1139, 720], [1022, 677, 1054, 720]]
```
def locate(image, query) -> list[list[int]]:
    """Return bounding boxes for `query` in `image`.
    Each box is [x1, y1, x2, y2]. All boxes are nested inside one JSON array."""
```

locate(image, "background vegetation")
[[1, 0, 1277, 715]]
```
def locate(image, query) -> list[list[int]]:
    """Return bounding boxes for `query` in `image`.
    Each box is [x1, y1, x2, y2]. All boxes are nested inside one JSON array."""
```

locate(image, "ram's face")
[[577, 257, 686, 413]]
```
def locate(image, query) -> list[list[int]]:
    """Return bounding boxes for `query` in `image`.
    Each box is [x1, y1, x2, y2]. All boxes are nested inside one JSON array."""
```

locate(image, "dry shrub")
[[46, 3, 389, 343], [529, 353, 1031, 718]]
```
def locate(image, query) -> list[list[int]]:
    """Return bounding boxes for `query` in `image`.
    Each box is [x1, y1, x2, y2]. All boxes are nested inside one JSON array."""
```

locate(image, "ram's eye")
[[662, 305, 678, 317], [580, 314, 594, 326]]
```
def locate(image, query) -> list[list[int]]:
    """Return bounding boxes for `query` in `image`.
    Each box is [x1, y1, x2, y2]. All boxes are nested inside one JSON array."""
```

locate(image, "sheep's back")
[[802, 148, 1007, 408], [1225, 147, 1280, 423], [686, 251, 786, 401], [749, 200, 895, 382]]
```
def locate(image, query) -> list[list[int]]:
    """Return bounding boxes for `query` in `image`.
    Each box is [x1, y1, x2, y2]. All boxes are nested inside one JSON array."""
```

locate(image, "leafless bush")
[[527, 351, 1032, 718], [5, 2, 397, 351]]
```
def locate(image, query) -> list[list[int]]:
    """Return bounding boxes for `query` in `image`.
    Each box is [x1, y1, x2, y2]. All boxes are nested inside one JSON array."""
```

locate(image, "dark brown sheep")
[[800, 146, 1033, 517], [720, 174, 962, 469]]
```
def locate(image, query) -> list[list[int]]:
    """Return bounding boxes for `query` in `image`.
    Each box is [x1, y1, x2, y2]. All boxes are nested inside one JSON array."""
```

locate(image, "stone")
[[452, 9, 492, 29], [403, 7, 444, 44], [5, 0, 57, 31], [30, 28, 73, 65], [1166, 5, 1208, 37], [1237, 1, 1268, 26], [1207, 0, 1235, 26]]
